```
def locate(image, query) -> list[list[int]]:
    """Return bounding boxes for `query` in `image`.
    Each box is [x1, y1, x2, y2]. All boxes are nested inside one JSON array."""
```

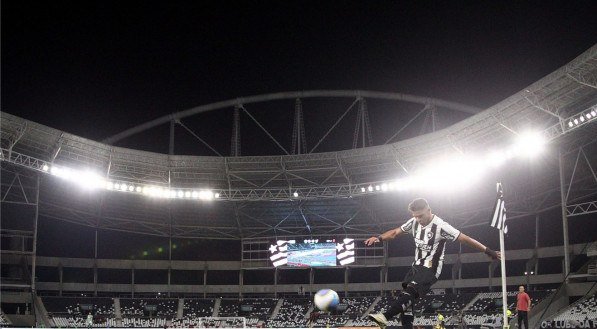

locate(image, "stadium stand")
[[42, 296, 115, 328], [218, 298, 240, 317], [238, 298, 277, 321], [182, 298, 215, 318], [266, 298, 310, 327], [342, 297, 376, 318], [552, 293, 597, 323], [0, 308, 12, 326], [120, 298, 178, 318], [30, 290, 563, 327]]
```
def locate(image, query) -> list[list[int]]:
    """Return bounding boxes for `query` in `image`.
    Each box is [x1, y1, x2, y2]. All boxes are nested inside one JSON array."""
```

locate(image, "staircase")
[[114, 298, 122, 327], [364, 296, 381, 315], [177, 298, 184, 319], [270, 298, 285, 318], [213, 298, 221, 317]]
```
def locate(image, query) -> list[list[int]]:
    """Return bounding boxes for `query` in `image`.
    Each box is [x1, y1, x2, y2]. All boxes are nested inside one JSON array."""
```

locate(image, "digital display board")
[[269, 238, 355, 267], [287, 242, 337, 267]]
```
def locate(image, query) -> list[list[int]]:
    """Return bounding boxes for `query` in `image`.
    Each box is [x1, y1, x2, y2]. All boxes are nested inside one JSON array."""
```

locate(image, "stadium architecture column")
[[559, 148, 571, 279]]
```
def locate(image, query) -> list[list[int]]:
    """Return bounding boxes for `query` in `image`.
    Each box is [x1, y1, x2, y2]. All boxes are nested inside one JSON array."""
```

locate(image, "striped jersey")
[[400, 215, 460, 278]]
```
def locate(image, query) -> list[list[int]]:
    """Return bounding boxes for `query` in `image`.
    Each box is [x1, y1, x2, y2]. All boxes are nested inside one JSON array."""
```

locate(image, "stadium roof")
[[1, 45, 596, 239]]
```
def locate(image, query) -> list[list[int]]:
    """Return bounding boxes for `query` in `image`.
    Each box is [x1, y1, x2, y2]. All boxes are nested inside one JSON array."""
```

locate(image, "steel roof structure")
[[1, 44, 596, 239]]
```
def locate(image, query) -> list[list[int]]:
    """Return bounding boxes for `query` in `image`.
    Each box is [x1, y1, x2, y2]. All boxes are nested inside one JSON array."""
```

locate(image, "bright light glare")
[[75, 171, 105, 190], [42, 164, 49, 172], [413, 156, 485, 191], [512, 131, 546, 157], [486, 150, 507, 168], [293, 192, 299, 197], [198, 190, 214, 200], [568, 121, 574, 127]]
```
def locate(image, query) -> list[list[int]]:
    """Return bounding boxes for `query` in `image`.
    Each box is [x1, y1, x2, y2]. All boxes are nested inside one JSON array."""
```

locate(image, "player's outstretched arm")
[[364, 227, 405, 246], [457, 233, 501, 260]]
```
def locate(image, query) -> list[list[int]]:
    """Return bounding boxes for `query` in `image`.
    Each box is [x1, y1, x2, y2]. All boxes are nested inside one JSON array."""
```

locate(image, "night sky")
[[3, 1, 597, 155]]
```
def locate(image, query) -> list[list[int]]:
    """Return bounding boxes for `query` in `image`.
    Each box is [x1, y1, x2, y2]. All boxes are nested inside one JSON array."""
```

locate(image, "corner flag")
[[490, 182, 508, 234]]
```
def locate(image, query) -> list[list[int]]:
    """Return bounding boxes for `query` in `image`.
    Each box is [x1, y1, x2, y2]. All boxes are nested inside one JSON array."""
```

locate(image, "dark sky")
[[2, 1, 597, 155]]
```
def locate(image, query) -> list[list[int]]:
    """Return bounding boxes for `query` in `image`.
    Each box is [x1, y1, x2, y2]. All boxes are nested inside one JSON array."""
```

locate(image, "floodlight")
[[191, 191, 199, 198], [42, 164, 49, 172], [524, 271, 528, 275], [106, 182, 114, 190], [393, 179, 410, 191], [580, 116, 585, 122], [360, 187, 366, 193], [512, 131, 546, 157], [136, 186, 142, 192], [214, 193, 220, 199], [114, 183, 121, 190], [568, 121, 574, 127], [293, 192, 299, 197], [367, 185, 373, 192], [76, 171, 105, 190], [199, 190, 214, 200], [375, 185, 381, 191], [381, 183, 388, 191], [530, 271, 534, 275], [50, 166, 60, 176], [177, 190, 184, 198], [574, 118, 579, 125], [185, 191, 191, 198], [128, 185, 134, 192], [591, 110, 596, 116]]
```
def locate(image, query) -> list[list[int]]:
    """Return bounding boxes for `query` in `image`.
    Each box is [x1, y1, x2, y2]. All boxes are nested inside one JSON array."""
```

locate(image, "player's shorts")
[[401, 265, 438, 297]]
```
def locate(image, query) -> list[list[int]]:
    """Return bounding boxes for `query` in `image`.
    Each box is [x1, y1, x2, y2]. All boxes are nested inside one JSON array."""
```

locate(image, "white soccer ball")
[[314, 289, 340, 311]]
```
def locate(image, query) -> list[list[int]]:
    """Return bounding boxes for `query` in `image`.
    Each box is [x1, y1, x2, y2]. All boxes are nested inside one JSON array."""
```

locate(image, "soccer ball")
[[314, 289, 340, 311]]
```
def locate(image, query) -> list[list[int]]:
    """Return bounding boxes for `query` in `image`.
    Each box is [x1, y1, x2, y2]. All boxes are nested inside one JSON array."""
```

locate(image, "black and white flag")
[[336, 238, 355, 265], [490, 182, 508, 234], [269, 240, 288, 267]]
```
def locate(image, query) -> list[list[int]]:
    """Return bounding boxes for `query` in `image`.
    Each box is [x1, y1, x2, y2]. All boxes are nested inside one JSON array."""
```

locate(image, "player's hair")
[[408, 198, 429, 212]]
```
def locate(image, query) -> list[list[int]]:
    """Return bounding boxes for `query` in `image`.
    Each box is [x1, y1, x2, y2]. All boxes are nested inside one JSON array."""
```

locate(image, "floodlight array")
[[40, 130, 548, 200], [43, 164, 219, 200], [567, 108, 596, 129], [358, 130, 547, 195]]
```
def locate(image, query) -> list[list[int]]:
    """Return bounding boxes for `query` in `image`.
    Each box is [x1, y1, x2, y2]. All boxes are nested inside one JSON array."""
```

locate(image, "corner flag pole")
[[491, 182, 509, 328], [499, 223, 508, 329]]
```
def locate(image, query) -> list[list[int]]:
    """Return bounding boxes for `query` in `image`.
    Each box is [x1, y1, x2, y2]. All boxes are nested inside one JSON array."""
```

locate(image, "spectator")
[[516, 286, 531, 329]]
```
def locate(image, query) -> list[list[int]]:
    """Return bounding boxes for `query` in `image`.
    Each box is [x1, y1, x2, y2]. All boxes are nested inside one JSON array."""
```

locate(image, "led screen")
[[287, 242, 337, 267]]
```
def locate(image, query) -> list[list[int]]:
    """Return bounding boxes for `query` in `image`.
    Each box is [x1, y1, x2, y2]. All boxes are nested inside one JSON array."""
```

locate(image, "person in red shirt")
[[516, 285, 531, 329]]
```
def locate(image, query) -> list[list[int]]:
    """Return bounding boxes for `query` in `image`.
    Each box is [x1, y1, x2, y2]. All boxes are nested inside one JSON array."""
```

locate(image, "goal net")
[[197, 317, 247, 328]]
